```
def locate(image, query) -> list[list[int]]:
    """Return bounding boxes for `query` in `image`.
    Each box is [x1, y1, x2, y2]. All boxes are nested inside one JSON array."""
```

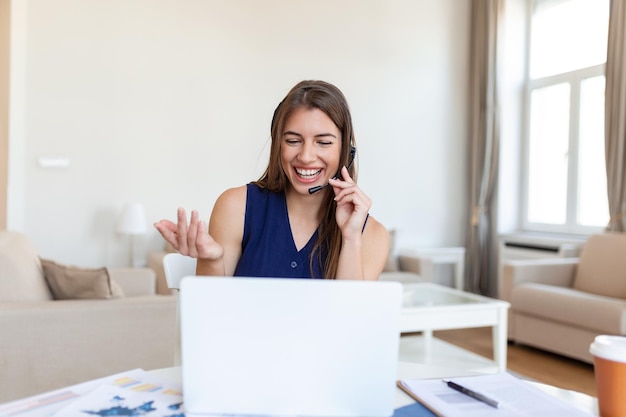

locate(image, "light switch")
[[38, 157, 71, 168]]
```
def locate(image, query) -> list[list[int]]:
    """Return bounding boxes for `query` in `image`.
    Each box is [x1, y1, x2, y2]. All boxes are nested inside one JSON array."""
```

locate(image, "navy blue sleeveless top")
[[233, 183, 325, 279]]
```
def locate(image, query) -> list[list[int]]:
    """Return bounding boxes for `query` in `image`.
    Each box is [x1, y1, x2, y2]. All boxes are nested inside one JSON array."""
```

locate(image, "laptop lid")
[[179, 277, 402, 417]]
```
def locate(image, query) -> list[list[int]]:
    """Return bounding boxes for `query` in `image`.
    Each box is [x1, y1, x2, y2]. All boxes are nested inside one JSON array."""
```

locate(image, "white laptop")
[[179, 276, 403, 417]]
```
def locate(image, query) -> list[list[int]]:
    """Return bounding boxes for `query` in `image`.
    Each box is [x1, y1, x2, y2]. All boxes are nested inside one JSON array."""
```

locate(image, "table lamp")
[[117, 203, 147, 267]]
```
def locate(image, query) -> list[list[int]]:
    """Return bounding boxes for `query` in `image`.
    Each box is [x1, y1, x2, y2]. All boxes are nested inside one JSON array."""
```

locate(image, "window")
[[522, 0, 610, 234]]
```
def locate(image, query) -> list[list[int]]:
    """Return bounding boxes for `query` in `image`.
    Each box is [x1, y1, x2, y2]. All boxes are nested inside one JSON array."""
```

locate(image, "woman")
[[155, 80, 389, 280]]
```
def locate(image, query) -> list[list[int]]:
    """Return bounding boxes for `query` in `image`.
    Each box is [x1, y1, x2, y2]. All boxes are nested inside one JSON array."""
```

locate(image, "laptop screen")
[[179, 277, 402, 417]]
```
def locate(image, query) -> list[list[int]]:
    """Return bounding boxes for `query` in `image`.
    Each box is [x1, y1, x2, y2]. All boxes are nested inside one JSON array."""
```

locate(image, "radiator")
[[500, 240, 581, 261], [497, 234, 584, 298]]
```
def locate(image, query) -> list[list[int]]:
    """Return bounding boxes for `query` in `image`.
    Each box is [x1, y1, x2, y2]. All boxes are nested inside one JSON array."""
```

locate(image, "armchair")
[[501, 233, 626, 363]]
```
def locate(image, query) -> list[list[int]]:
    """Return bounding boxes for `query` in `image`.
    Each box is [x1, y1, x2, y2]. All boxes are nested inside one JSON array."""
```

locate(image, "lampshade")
[[117, 203, 147, 235]]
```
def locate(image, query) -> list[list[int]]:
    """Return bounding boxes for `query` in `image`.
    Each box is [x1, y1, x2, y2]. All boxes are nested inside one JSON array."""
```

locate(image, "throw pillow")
[[40, 258, 124, 300]]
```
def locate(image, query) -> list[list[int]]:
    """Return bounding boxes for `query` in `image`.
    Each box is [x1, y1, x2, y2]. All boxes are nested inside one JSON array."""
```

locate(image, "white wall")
[[8, 0, 470, 267]]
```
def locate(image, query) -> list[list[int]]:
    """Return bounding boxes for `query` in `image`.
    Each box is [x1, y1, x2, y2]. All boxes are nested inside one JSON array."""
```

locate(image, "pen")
[[442, 379, 500, 409]]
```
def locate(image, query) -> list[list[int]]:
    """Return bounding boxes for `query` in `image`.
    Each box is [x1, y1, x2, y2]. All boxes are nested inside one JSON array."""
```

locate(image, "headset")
[[308, 146, 356, 194]]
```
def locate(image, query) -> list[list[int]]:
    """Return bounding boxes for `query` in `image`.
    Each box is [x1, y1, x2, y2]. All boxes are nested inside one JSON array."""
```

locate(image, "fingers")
[[329, 168, 352, 197], [195, 220, 222, 259], [340, 166, 354, 182], [335, 186, 371, 211], [186, 210, 200, 257], [154, 208, 210, 258], [329, 168, 364, 206], [176, 207, 189, 253], [153, 220, 179, 249], [336, 166, 354, 184], [329, 171, 372, 230]]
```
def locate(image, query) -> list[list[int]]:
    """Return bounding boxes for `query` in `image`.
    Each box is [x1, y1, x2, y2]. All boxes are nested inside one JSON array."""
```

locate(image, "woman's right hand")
[[154, 207, 224, 260]]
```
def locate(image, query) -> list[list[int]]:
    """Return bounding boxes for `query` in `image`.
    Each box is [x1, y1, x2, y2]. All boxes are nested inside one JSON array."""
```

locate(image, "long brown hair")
[[253, 80, 357, 279]]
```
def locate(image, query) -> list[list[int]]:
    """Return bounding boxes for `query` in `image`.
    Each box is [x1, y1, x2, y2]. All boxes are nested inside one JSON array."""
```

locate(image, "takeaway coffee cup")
[[590, 335, 626, 417]]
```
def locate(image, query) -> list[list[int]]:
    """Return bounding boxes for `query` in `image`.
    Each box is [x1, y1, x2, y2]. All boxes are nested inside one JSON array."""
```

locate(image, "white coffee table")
[[400, 283, 510, 372]]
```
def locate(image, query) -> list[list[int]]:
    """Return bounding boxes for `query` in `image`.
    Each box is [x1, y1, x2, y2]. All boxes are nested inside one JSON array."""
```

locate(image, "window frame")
[[520, 0, 608, 235]]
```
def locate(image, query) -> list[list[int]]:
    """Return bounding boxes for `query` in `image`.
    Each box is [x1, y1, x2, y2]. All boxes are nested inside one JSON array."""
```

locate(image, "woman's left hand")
[[329, 166, 372, 240]]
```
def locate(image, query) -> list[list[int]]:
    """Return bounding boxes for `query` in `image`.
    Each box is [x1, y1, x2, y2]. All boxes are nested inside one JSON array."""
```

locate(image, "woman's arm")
[[336, 216, 390, 280], [330, 167, 390, 280], [154, 186, 246, 277], [199, 186, 246, 276]]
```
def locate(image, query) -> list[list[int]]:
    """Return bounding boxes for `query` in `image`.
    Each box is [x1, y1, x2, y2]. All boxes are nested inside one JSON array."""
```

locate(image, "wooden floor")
[[433, 327, 597, 397]]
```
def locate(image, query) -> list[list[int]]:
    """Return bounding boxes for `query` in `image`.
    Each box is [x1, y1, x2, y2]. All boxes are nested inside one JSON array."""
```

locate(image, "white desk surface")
[[150, 361, 598, 415], [0, 362, 597, 416]]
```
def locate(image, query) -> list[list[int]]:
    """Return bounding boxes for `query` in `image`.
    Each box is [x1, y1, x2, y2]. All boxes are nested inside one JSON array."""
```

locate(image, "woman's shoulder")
[[363, 215, 390, 248], [214, 183, 282, 217], [214, 185, 247, 212], [361, 215, 391, 276], [214, 183, 274, 209]]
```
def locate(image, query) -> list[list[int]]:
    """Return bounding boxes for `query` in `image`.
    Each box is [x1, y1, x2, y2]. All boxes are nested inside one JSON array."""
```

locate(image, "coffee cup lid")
[[590, 335, 626, 363]]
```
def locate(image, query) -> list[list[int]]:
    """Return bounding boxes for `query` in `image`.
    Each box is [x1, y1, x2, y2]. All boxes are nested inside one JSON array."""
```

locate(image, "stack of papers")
[[398, 372, 594, 417], [0, 369, 183, 417]]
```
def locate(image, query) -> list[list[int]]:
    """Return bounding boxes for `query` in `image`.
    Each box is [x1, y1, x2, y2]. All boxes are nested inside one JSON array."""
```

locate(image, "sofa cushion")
[[0, 231, 52, 302], [573, 233, 626, 299], [41, 259, 124, 300], [512, 283, 626, 334]]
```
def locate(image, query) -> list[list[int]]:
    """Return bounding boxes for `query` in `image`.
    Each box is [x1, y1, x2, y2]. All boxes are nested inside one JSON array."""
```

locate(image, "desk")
[[0, 363, 597, 416], [150, 363, 597, 414]]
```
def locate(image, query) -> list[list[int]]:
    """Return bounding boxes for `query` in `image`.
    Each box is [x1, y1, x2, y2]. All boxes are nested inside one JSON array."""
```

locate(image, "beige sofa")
[[0, 231, 177, 403], [501, 233, 626, 363]]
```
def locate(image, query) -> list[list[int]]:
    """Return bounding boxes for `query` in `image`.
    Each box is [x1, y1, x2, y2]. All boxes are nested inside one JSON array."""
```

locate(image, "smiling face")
[[259, 80, 356, 195], [280, 107, 342, 195]]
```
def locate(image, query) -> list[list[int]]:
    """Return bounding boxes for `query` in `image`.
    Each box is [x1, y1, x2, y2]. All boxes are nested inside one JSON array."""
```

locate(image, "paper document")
[[0, 369, 184, 417], [0, 370, 146, 417], [398, 372, 594, 417], [50, 370, 183, 417]]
